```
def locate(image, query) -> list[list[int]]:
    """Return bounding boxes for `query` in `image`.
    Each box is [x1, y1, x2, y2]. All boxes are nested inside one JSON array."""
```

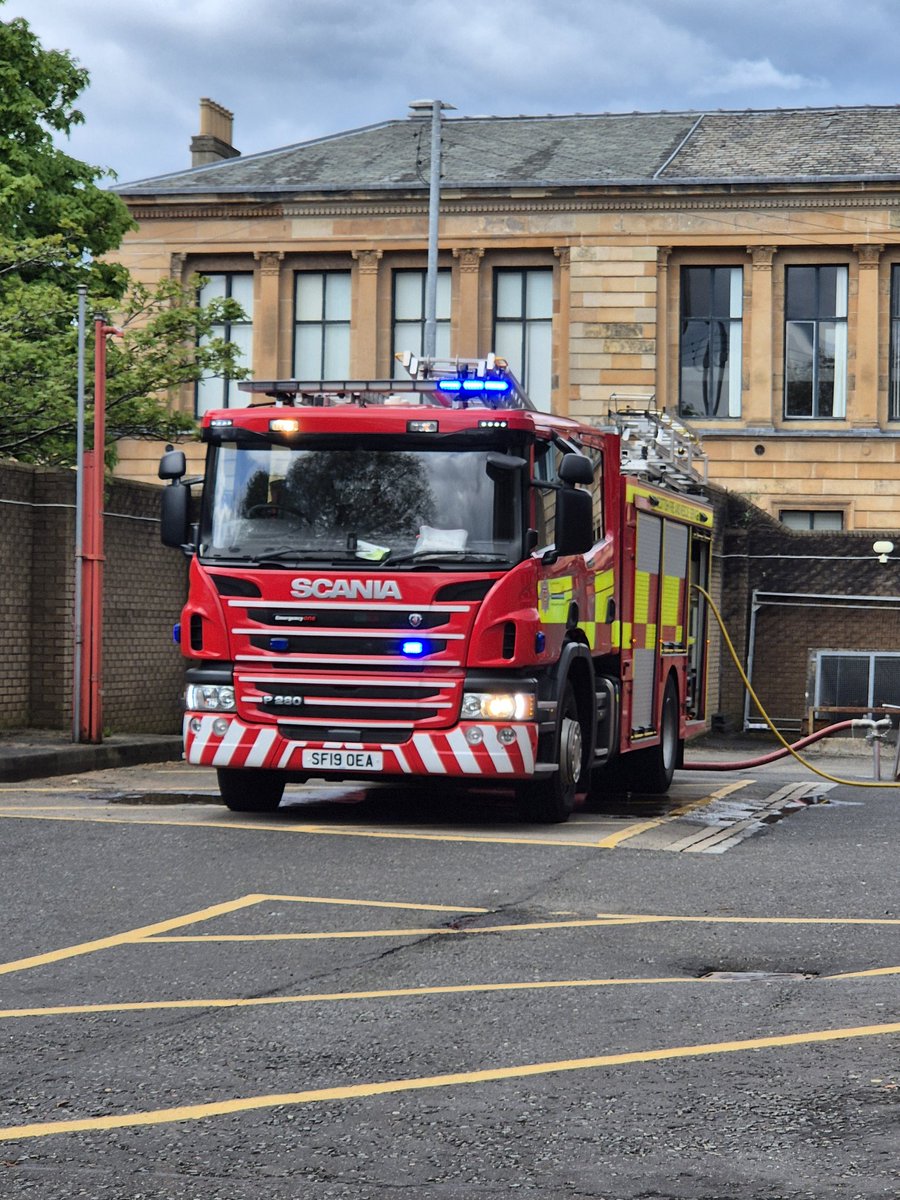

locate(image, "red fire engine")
[[159, 355, 713, 823]]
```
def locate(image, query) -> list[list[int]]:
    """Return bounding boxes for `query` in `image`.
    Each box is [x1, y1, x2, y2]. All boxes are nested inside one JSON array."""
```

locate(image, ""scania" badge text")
[[290, 577, 402, 600]]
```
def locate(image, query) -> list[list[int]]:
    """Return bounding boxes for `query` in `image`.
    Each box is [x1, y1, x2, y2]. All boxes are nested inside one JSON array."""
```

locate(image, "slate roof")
[[117, 105, 900, 196]]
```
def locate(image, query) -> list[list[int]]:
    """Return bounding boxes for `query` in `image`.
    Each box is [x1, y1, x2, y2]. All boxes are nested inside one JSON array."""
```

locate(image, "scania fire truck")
[[159, 354, 714, 823]]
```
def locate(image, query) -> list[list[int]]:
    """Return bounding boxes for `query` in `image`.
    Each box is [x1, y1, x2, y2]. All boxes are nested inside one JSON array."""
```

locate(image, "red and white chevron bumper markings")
[[183, 715, 536, 778]]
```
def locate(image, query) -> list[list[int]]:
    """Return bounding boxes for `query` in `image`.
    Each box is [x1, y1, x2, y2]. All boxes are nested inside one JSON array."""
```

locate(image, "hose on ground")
[[683, 586, 899, 788]]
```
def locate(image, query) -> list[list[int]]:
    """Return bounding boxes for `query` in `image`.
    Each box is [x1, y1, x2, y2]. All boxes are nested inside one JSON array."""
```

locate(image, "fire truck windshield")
[[199, 436, 526, 569]]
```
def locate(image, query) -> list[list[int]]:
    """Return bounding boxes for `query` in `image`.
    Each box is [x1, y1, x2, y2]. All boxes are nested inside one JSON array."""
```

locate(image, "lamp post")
[[408, 99, 454, 357]]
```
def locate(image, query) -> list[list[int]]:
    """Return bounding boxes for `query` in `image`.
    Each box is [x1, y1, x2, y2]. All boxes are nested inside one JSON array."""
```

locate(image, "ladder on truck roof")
[[238, 353, 535, 410], [601, 394, 708, 493]]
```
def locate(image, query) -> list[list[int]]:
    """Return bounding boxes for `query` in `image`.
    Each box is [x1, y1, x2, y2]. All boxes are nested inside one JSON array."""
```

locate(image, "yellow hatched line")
[[595, 780, 752, 848], [0, 893, 489, 977], [2, 962, 891, 1021], [1, 1022, 897, 1142], [149, 916, 666, 943], [0, 809, 618, 849], [0, 976, 700, 1020]]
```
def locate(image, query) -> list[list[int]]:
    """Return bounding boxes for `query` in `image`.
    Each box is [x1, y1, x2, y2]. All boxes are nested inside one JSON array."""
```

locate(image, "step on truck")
[[159, 354, 714, 823]]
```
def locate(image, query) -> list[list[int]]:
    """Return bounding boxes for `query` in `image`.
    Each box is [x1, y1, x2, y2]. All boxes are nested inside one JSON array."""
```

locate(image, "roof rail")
[[237, 353, 536, 410], [601, 394, 708, 491]]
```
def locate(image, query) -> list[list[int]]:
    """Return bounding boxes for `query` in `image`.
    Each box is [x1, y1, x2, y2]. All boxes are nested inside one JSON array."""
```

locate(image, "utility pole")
[[409, 99, 454, 357]]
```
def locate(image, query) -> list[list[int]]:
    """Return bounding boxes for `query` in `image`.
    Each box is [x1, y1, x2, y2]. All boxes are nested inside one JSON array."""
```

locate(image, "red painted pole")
[[78, 318, 116, 743]]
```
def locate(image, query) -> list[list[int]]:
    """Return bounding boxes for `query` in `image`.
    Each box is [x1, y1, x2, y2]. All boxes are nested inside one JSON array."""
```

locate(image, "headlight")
[[461, 691, 535, 721], [185, 684, 236, 712]]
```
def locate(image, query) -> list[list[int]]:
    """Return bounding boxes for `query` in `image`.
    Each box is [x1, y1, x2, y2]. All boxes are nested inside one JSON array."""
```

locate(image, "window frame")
[[390, 268, 452, 376], [783, 265, 848, 420], [293, 269, 352, 379], [677, 265, 743, 419], [194, 271, 254, 416], [491, 266, 553, 411]]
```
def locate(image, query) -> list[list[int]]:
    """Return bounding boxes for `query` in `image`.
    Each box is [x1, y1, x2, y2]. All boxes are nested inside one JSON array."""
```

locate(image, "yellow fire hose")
[[688, 585, 900, 788]]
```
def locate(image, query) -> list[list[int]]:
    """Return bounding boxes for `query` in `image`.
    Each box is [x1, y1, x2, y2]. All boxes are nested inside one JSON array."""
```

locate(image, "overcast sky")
[[6, 0, 900, 186]]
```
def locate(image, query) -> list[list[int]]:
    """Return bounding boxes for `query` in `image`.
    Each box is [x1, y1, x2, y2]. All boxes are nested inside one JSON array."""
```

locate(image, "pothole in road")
[[698, 969, 818, 981]]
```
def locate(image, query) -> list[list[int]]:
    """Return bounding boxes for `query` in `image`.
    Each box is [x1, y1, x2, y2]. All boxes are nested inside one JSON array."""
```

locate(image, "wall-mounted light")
[[873, 539, 894, 564]]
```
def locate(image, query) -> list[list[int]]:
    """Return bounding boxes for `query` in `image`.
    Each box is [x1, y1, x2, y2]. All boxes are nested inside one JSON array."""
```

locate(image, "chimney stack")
[[190, 98, 239, 167]]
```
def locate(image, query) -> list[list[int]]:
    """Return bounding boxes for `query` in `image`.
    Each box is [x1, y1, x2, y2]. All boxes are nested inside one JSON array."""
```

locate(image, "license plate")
[[301, 749, 384, 772]]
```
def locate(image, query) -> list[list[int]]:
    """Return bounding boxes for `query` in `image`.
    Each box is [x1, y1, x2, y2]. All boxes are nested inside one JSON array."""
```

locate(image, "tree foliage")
[[0, 9, 246, 466]]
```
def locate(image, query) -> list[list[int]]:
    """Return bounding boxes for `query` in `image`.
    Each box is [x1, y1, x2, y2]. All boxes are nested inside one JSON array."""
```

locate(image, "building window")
[[889, 265, 900, 420], [784, 265, 847, 419], [492, 268, 552, 411], [195, 273, 253, 416], [779, 509, 844, 530], [391, 269, 451, 375], [678, 266, 742, 418], [294, 271, 351, 377], [815, 650, 900, 720]]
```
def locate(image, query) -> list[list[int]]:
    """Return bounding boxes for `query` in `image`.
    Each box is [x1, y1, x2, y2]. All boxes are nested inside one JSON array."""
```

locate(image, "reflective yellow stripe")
[[537, 576, 573, 624]]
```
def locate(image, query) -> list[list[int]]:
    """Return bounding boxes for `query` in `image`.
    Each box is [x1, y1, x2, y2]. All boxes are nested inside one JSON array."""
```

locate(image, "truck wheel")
[[217, 768, 285, 812], [517, 683, 583, 824], [624, 674, 681, 794]]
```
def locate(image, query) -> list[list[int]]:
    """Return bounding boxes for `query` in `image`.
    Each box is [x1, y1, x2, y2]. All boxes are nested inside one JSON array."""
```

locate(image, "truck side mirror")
[[558, 452, 593, 486], [158, 446, 186, 481], [160, 481, 191, 549], [554, 486, 593, 557]]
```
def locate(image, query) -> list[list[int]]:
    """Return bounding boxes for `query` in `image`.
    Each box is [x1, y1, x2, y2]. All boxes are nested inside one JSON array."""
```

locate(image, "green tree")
[[0, 9, 246, 466]]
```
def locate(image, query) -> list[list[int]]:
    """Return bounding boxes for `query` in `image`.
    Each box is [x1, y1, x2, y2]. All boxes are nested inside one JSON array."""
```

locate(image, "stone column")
[[853, 243, 883, 426], [452, 247, 484, 356], [253, 251, 284, 379], [554, 246, 571, 415], [747, 246, 777, 425], [351, 249, 382, 374], [169, 252, 187, 283], [655, 247, 672, 411]]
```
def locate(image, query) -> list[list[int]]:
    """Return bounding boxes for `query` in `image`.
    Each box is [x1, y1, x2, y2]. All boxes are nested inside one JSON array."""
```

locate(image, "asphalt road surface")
[[0, 744, 897, 1199]]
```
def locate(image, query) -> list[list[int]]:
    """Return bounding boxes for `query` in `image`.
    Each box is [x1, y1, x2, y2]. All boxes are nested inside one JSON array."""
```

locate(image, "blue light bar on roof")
[[436, 378, 511, 395]]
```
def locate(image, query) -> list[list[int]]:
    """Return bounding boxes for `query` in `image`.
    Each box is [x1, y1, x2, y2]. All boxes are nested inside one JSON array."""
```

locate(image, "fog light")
[[212, 717, 229, 736], [465, 726, 484, 745], [497, 726, 516, 745], [189, 717, 202, 734]]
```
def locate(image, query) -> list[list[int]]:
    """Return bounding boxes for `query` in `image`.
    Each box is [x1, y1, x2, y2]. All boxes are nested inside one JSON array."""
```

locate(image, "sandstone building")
[[113, 98, 900, 531]]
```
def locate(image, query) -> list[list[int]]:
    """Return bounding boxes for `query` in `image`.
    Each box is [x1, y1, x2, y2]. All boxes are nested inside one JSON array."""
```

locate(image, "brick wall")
[[0, 462, 187, 733], [716, 490, 900, 732]]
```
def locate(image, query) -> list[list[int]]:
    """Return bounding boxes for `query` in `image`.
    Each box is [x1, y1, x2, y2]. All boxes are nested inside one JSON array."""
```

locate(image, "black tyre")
[[517, 683, 584, 824], [217, 767, 285, 812]]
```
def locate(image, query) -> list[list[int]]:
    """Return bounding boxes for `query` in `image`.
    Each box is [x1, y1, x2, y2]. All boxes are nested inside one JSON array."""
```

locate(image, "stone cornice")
[[124, 189, 900, 222]]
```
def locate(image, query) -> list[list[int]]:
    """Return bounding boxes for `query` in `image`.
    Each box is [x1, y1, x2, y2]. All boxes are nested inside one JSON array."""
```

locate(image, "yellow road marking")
[[826, 965, 900, 978], [0, 893, 487, 976], [0, 786, 757, 850], [593, 912, 900, 926], [1, 960, 891, 1021], [595, 780, 752, 848], [1, 1022, 897, 1142], [0, 895, 270, 976], [0, 976, 702, 1019], [0, 809, 628, 849], [257, 894, 488, 912], [149, 916, 666, 943]]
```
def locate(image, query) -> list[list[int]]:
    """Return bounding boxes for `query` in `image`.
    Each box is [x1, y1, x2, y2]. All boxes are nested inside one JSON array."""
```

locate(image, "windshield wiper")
[[389, 551, 510, 566], [254, 548, 366, 567]]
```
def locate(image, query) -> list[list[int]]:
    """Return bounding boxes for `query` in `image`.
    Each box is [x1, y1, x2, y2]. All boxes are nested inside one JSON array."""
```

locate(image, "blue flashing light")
[[172, 622, 181, 645], [437, 377, 511, 396], [535, 631, 546, 654], [269, 637, 290, 652], [401, 639, 427, 657]]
